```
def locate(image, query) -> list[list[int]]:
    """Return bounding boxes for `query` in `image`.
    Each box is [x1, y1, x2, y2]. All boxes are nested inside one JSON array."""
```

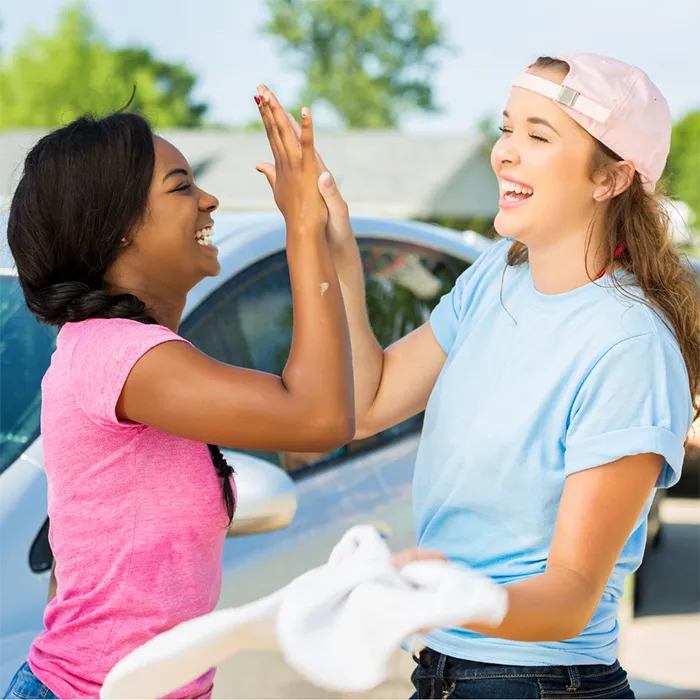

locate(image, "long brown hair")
[[506, 57, 700, 422]]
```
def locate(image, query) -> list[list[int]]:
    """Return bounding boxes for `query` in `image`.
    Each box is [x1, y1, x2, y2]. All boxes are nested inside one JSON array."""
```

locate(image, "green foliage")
[[664, 109, 700, 225], [263, 0, 446, 128], [0, 2, 207, 129]]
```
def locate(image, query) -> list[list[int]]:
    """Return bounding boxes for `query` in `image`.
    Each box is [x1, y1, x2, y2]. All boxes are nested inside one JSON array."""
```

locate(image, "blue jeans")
[[410, 648, 635, 699], [3, 663, 57, 700]]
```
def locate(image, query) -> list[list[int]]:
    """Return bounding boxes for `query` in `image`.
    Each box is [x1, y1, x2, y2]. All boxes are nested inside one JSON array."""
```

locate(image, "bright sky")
[[1, 0, 699, 132]]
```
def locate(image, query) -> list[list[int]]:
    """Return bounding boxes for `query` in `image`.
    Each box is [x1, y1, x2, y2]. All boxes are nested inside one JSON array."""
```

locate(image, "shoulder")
[[450, 237, 514, 298], [62, 318, 189, 378], [63, 318, 183, 349], [592, 279, 682, 360]]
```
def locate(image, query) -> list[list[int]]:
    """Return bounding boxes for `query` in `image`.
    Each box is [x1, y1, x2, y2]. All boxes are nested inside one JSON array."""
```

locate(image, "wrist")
[[327, 225, 356, 255], [286, 217, 326, 239]]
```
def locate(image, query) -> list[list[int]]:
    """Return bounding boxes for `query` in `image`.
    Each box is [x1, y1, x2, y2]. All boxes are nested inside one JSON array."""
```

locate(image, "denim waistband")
[[413, 647, 622, 681]]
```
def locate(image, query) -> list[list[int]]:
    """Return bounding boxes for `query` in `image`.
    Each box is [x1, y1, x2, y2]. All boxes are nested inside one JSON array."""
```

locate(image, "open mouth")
[[500, 179, 534, 203], [195, 226, 214, 247]]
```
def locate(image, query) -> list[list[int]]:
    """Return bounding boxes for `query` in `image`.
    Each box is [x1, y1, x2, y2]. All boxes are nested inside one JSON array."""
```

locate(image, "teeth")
[[197, 238, 213, 247], [195, 226, 213, 240], [500, 180, 533, 195]]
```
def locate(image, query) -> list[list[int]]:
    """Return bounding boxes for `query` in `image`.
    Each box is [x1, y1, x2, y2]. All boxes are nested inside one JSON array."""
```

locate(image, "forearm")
[[464, 567, 599, 642], [330, 237, 384, 424], [48, 560, 57, 603], [282, 225, 355, 439]]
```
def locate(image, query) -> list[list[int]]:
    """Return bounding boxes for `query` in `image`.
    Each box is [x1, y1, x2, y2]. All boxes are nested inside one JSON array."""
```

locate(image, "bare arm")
[[468, 454, 662, 640], [329, 235, 447, 439], [396, 453, 663, 641], [256, 106, 447, 441], [118, 94, 354, 453], [48, 560, 57, 604]]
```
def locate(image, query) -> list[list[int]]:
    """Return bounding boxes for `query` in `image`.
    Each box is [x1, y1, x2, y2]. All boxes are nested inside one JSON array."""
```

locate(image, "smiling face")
[[125, 136, 221, 292], [490, 66, 602, 250]]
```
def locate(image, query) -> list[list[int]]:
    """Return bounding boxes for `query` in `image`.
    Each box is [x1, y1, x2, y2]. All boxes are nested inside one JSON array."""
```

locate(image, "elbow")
[[352, 406, 380, 441], [308, 410, 355, 450], [567, 607, 597, 640], [547, 602, 596, 642], [331, 412, 356, 447], [557, 616, 590, 642], [325, 412, 355, 448], [353, 421, 376, 441]]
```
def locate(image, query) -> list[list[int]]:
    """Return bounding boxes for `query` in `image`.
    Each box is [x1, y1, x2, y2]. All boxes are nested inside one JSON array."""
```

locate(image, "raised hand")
[[255, 86, 327, 233], [255, 87, 353, 250]]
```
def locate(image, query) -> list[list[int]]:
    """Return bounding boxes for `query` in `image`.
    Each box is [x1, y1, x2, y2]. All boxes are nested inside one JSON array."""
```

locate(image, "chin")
[[495, 208, 546, 246], [494, 212, 524, 241], [199, 259, 221, 278]]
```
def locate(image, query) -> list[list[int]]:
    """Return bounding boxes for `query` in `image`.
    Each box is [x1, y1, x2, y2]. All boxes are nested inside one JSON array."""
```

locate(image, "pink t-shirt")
[[28, 318, 234, 699]]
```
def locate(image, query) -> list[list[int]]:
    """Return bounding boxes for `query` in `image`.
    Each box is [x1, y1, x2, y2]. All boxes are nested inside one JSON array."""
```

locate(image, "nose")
[[199, 188, 219, 213], [491, 139, 520, 169]]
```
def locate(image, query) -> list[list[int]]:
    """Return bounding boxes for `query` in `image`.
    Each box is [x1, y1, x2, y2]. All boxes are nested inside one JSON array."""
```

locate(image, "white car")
[[0, 212, 489, 697]]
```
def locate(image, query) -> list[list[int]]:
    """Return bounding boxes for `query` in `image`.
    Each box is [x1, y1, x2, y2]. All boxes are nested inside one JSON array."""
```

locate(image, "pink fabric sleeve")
[[68, 318, 190, 427]]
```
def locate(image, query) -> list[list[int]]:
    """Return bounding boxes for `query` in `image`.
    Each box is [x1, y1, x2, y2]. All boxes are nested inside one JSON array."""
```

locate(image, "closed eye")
[[172, 184, 192, 193], [498, 127, 548, 143]]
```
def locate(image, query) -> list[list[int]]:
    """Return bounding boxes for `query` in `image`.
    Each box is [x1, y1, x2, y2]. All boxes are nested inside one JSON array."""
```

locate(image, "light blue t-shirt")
[[415, 238, 693, 666]]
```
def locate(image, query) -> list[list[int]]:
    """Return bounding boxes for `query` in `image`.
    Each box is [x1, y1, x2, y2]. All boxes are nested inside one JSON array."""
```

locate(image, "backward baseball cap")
[[511, 53, 672, 192]]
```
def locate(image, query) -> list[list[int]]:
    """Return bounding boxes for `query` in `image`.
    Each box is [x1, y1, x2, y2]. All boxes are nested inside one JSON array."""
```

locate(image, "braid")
[[207, 444, 236, 525], [22, 281, 157, 327]]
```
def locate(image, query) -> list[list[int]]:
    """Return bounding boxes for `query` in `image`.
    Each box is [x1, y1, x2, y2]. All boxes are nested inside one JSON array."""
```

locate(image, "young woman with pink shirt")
[[3, 94, 352, 699]]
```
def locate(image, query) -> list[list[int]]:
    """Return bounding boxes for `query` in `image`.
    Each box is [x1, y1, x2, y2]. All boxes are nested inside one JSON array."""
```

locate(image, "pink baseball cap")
[[511, 53, 671, 192]]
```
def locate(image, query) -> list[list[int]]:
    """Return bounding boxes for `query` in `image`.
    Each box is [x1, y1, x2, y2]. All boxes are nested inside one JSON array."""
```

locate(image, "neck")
[[526, 227, 607, 295], [106, 267, 186, 333]]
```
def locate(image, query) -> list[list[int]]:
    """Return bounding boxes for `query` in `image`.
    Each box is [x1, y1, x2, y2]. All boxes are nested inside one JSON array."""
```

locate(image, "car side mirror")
[[220, 451, 297, 537]]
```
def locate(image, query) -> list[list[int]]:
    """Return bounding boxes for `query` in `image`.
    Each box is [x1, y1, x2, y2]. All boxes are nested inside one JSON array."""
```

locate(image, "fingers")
[[260, 85, 299, 159], [256, 87, 284, 162], [255, 162, 275, 190], [318, 170, 348, 221], [299, 107, 315, 171], [285, 110, 302, 140], [390, 549, 447, 569], [318, 171, 337, 199], [287, 110, 329, 174]]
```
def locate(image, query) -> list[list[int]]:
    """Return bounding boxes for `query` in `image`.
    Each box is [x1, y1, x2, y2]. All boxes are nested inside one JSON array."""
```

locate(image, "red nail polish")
[[254, 95, 261, 106]]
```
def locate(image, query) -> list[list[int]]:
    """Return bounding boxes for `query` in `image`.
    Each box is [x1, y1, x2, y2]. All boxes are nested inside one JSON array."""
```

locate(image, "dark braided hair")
[[7, 110, 235, 526]]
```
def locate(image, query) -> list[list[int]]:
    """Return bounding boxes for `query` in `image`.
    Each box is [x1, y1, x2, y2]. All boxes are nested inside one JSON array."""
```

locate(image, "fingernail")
[[263, 92, 270, 104], [301, 107, 309, 119], [320, 171, 333, 188], [254, 95, 261, 106]]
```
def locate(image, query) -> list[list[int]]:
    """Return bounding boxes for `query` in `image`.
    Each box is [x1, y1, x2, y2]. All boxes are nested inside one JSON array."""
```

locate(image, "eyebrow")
[[502, 111, 560, 135], [162, 167, 190, 183]]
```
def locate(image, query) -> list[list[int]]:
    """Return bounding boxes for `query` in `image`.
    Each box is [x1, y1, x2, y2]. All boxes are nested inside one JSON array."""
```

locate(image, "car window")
[[181, 239, 469, 477], [0, 274, 57, 474]]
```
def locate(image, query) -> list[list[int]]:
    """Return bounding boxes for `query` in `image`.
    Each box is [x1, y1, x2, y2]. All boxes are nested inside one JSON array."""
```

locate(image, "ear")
[[592, 160, 635, 202]]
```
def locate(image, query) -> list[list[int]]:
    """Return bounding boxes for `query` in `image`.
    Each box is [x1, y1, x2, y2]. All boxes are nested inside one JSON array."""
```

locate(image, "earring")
[[121, 237, 129, 246]]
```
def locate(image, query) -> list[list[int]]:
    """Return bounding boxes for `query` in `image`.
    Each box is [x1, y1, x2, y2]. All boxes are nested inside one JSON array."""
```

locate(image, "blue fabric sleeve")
[[564, 333, 693, 487], [429, 239, 508, 354]]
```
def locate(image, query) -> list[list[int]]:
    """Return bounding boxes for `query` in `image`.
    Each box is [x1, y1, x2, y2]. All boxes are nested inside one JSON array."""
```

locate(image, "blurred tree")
[[664, 109, 700, 225], [263, 0, 446, 128], [0, 2, 207, 129]]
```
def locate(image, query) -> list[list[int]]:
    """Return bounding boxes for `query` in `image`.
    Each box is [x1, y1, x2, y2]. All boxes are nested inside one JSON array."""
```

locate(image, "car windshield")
[[0, 273, 56, 473]]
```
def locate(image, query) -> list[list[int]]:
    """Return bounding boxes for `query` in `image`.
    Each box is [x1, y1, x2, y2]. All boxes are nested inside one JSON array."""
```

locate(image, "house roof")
[[0, 129, 499, 218]]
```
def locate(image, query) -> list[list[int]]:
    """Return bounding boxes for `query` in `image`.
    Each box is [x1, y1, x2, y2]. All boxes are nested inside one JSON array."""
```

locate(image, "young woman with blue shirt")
[[256, 53, 699, 699]]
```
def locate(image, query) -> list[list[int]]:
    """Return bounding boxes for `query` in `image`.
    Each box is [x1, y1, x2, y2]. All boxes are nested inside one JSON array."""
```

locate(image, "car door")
[[179, 236, 470, 699], [0, 274, 57, 690]]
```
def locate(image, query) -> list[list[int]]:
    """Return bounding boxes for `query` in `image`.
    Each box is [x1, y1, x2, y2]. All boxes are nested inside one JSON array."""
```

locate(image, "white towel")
[[101, 525, 507, 698]]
